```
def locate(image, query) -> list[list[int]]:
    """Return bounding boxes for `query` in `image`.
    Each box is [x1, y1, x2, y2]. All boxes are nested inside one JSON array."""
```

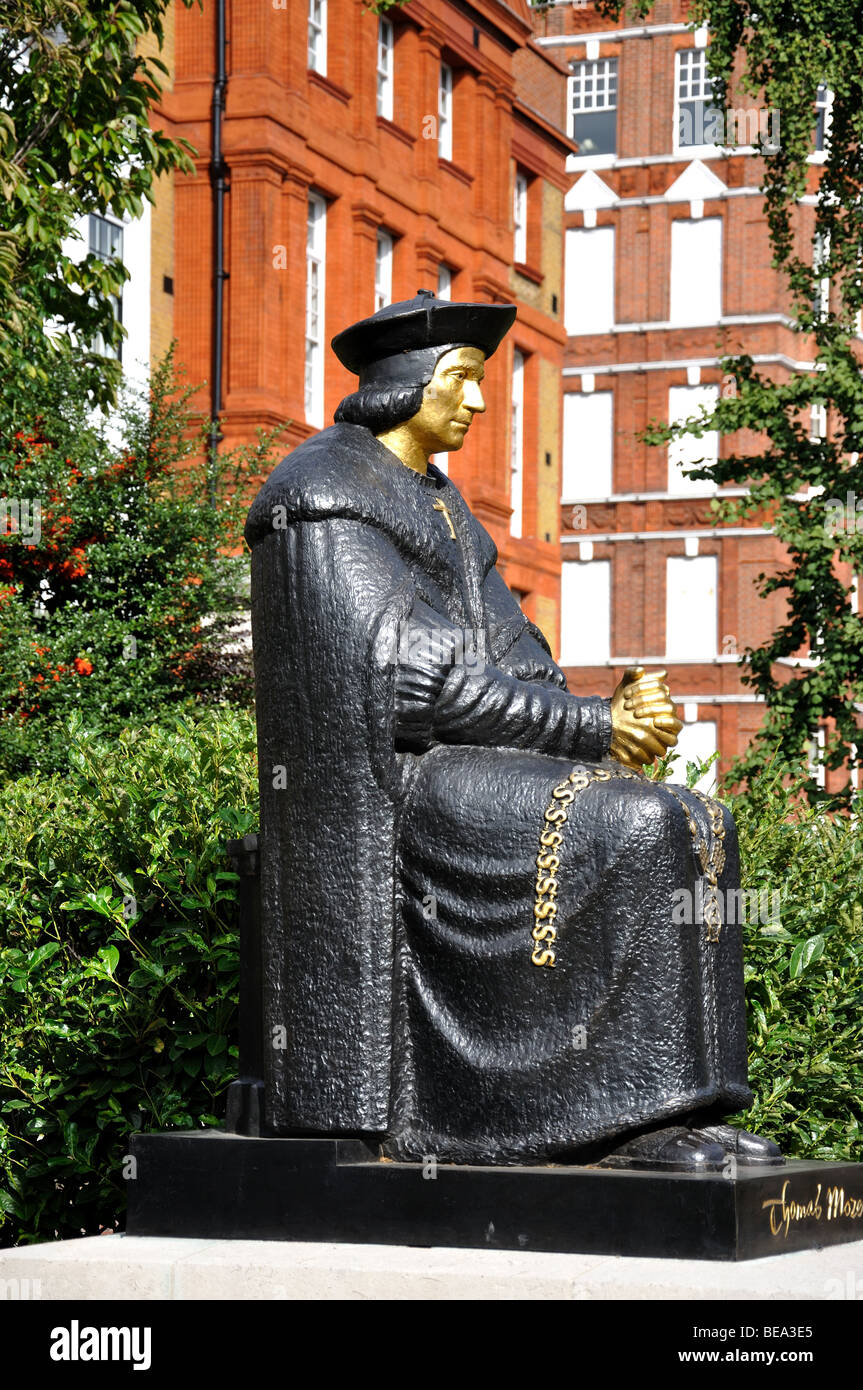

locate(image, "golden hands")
[[609, 665, 683, 771]]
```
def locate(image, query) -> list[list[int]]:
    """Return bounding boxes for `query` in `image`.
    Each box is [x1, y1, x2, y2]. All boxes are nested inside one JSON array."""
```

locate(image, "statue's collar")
[[369, 434, 449, 493]]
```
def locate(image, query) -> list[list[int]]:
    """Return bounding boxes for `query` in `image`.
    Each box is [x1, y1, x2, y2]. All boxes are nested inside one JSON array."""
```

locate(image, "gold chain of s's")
[[532, 764, 642, 968], [661, 785, 727, 944]]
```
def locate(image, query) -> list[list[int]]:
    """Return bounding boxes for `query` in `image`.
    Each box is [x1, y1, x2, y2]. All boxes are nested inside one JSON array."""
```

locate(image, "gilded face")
[[406, 346, 486, 454]]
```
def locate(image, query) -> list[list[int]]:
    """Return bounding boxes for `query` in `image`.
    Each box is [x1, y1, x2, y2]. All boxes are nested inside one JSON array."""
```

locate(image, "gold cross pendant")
[[433, 498, 457, 540]]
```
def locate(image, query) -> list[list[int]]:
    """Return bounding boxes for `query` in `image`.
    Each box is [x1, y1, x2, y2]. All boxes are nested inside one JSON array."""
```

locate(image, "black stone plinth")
[[125, 1133, 863, 1262]]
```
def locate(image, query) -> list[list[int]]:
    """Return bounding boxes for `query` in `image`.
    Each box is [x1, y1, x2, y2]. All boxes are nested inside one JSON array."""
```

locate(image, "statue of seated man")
[[244, 291, 782, 1171]]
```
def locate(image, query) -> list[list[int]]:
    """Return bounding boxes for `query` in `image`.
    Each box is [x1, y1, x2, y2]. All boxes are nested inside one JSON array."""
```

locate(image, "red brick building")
[[142, 0, 848, 783], [532, 0, 851, 786], [151, 0, 574, 643]]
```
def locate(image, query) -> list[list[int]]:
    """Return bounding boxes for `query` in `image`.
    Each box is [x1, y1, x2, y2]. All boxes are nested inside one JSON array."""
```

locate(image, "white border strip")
[[536, 23, 690, 47], [564, 491, 825, 506], [567, 314, 797, 337], [562, 353, 816, 375], [595, 186, 764, 209], [561, 528, 771, 542]]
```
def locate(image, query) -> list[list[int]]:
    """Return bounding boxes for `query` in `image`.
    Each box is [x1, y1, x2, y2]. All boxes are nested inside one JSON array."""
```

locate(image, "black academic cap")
[[331, 289, 517, 376]]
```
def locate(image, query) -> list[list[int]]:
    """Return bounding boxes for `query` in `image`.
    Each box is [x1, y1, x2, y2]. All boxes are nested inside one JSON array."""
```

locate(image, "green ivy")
[[596, 1, 863, 799]]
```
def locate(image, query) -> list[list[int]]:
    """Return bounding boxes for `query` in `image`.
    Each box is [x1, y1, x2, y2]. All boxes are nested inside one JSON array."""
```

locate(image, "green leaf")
[[789, 934, 826, 979], [0, 1190, 23, 1218], [98, 946, 120, 976], [27, 941, 62, 972]]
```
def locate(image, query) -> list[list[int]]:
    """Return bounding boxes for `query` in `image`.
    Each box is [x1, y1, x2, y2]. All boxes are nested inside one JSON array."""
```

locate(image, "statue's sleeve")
[[481, 565, 569, 688], [278, 512, 610, 763], [395, 597, 612, 762], [428, 663, 612, 761]]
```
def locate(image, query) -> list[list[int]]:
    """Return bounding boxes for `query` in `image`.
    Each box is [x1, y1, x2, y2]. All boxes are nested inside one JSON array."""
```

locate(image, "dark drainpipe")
[[208, 0, 228, 492]]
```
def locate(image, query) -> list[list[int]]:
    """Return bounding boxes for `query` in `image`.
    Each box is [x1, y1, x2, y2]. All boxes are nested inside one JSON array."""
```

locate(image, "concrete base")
[[2, 1233, 863, 1300]]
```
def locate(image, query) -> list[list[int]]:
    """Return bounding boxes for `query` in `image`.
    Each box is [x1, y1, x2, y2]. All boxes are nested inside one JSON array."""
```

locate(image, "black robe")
[[245, 422, 752, 1164]]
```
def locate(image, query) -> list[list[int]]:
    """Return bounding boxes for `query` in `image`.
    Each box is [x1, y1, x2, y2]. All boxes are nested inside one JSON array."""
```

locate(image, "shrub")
[[726, 759, 863, 1160], [1, 733, 860, 1246], [0, 707, 257, 1246], [0, 343, 281, 776], [653, 750, 863, 1161]]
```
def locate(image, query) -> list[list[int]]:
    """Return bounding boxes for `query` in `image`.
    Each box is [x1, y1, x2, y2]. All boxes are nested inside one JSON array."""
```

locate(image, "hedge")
[[1, 715, 860, 1245]]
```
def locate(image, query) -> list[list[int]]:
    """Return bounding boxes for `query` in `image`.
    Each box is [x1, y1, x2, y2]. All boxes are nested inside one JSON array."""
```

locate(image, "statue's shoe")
[[688, 1122, 783, 1166], [596, 1124, 726, 1172]]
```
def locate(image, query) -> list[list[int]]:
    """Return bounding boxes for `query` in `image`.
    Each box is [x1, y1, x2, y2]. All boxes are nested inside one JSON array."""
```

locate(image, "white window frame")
[[510, 349, 525, 538], [814, 84, 833, 156], [809, 401, 827, 443], [808, 727, 826, 789], [668, 719, 718, 793], [675, 48, 721, 154], [76, 206, 151, 386], [813, 230, 830, 321], [376, 16, 394, 121], [565, 226, 616, 334], [568, 58, 618, 159], [439, 63, 453, 161], [513, 168, 528, 264], [437, 264, 452, 300], [88, 213, 124, 362], [667, 385, 720, 495], [308, 0, 327, 76], [305, 192, 327, 428], [375, 228, 393, 312]]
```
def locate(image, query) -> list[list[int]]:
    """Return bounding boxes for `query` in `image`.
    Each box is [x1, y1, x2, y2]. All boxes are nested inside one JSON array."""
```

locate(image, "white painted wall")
[[121, 201, 151, 389], [560, 559, 611, 664], [666, 554, 717, 658], [668, 384, 719, 494], [565, 226, 615, 334], [669, 217, 722, 324], [562, 390, 614, 499]]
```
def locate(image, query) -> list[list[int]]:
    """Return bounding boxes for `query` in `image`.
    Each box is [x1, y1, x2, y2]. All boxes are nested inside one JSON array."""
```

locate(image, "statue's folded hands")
[[610, 665, 684, 770]]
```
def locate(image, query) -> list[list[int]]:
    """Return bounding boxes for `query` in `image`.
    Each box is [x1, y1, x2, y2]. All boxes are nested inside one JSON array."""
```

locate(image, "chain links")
[[531, 769, 729, 966], [662, 785, 727, 944], [531, 764, 642, 968]]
